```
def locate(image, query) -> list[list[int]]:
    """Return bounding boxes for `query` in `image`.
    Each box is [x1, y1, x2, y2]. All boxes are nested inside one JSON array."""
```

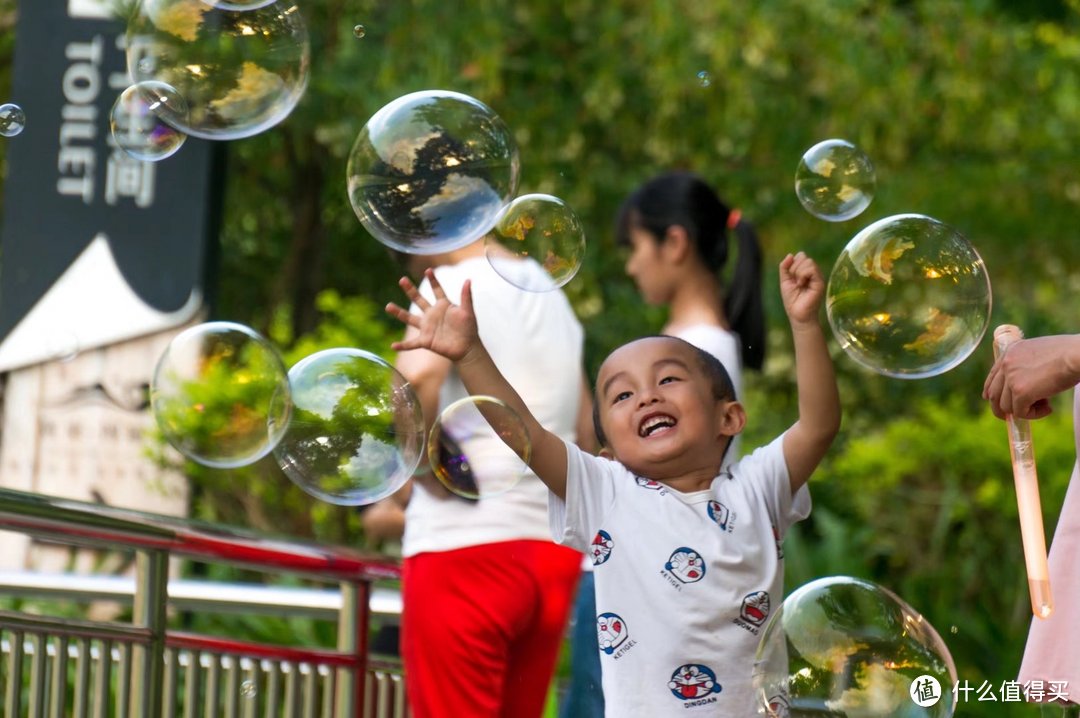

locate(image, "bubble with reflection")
[[346, 90, 519, 255], [126, 0, 310, 140], [795, 139, 876, 222], [274, 349, 424, 506], [697, 71, 712, 88], [485, 194, 585, 292], [753, 576, 957, 717], [110, 82, 188, 161], [428, 395, 531, 500], [240, 679, 257, 698], [0, 103, 26, 137], [353, 24, 366, 38], [151, 322, 291, 468], [826, 214, 991, 379]]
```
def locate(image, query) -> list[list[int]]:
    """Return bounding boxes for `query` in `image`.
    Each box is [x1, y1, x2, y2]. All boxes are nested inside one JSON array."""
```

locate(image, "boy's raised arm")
[[386, 269, 570, 500], [778, 252, 841, 494]]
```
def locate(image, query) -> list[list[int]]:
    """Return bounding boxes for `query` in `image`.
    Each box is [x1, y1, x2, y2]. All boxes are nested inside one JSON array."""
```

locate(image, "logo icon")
[[667, 664, 722, 700], [664, 547, 706, 583], [910, 675, 942, 707], [635, 476, 664, 490], [707, 500, 730, 530], [740, 591, 770, 626], [591, 530, 614, 566], [596, 612, 628, 654]]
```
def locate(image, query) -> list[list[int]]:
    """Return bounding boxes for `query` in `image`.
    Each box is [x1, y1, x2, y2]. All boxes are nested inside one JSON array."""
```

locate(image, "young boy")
[[386, 251, 841, 717]]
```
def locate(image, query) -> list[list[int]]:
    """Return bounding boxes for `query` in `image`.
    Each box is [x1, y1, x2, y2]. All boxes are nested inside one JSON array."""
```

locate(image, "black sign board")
[[0, 0, 221, 370]]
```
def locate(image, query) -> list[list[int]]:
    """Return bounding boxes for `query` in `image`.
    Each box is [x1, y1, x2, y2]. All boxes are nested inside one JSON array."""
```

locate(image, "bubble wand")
[[992, 325, 1053, 619]]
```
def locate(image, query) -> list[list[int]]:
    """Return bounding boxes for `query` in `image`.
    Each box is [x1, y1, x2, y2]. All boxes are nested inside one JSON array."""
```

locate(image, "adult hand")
[[983, 334, 1080, 420]]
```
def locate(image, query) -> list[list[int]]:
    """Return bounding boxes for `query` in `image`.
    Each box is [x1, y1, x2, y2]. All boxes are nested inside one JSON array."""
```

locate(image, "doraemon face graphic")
[[664, 547, 706, 583], [667, 664, 722, 700], [740, 591, 770, 626], [635, 476, 664, 490], [591, 530, 614, 566], [596, 612, 628, 654], [706, 500, 730, 530]]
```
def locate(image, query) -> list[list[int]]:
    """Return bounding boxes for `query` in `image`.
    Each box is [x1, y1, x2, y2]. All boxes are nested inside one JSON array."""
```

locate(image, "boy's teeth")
[[640, 415, 675, 436]]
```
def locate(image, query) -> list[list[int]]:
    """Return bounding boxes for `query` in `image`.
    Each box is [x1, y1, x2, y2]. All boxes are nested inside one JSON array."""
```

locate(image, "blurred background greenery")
[[2, 0, 1080, 714]]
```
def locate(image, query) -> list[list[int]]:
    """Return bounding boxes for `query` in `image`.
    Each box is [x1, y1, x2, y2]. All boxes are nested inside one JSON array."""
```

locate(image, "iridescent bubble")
[[151, 322, 291, 468], [240, 680, 257, 698], [428, 395, 531, 500], [346, 90, 520, 255], [696, 71, 712, 88], [274, 349, 424, 506], [485, 194, 585, 292], [795, 139, 876, 222], [0, 103, 26, 137], [753, 576, 957, 717], [110, 82, 188, 162], [353, 24, 366, 38], [126, 0, 310, 140], [826, 214, 991, 379]]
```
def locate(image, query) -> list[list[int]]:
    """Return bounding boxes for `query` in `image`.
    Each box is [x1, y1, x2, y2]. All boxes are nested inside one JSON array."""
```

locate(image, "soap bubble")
[[428, 395, 531, 500], [151, 322, 291, 468], [126, 0, 310, 140], [346, 90, 519, 255], [753, 576, 957, 717], [826, 214, 991, 379], [353, 24, 366, 38], [274, 349, 424, 506], [795, 139, 876, 222], [485, 194, 586, 292], [240, 679, 257, 698], [110, 82, 188, 161], [697, 71, 712, 88], [0, 103, 26, 137]]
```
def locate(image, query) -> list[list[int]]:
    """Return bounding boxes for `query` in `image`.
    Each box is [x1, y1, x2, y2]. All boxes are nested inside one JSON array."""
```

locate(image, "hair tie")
[[726, 209, 742, 230]]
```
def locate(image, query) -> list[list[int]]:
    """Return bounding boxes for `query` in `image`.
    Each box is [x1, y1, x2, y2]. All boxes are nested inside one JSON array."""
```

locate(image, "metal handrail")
[[0, 486, 406, 717], [0, 571, 403, 620]]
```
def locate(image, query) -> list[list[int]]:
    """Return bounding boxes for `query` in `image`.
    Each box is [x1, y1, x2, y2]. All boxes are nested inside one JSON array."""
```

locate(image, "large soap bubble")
[[428, 395, 531, 500], [753, 576, 957, 717], [126, 0, 310, 140], [826, 214, 991, 379], [274, 348, 424, 506], [485, 194, 586, 292], [151, 322, 291, 468], [346, 90, 519, 255], [795, 139, 876, 222]]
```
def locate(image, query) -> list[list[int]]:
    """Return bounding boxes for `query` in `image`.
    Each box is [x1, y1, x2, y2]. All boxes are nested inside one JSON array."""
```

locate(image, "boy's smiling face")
[[595, 336, 743, 483]]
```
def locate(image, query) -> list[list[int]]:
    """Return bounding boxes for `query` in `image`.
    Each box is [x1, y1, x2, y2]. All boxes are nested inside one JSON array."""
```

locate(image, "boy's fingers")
[[426, 268, 448, 302], [460, 280, 474, 315], [385, 302, 420, 327], [399, 277, 429, 310]]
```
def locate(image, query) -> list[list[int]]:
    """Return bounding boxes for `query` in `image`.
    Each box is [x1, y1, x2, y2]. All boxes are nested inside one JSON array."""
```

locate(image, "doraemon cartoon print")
[[664, 547, 706, 583], [596, 612, 628, 654], [591, 530, 614, 566]]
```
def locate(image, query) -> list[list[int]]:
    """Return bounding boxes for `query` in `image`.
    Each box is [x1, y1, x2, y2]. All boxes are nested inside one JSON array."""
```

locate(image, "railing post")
[[130, 549, 168, 717], [335, 580, 369, 718]]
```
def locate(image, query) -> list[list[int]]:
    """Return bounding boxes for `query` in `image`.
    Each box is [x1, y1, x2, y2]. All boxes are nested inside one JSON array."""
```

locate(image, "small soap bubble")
[[126, 0, 310, 140], [753, 576, 957, 717], [0, 103, 26, 137], [346, 90, 519, 255], [240, 680, 257, 698], [429, 395, 531, 500], [110, 82, 188, 162], [486, 194, 585, 292], [696, 70, 712, 88], [795, 139, 876, 222], [151, 322, 291, 468], [353, 24, 366, 38], [274, 349, 424, 505], [826, 214, 991, 379]]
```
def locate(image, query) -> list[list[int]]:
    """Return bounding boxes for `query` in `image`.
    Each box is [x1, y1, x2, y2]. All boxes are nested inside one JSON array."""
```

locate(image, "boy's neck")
[[645, 464, 723, 494]]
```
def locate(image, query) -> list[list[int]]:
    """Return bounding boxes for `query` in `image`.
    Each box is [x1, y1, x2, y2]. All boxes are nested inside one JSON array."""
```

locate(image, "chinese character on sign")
[[915, 678, 938, 702], [976, 680, 998, 701], [1047, 681, 1069, 702], [1000, 680, 1023, 702], [1025, 679, 1046, 702], [954, 680, 974, 702]]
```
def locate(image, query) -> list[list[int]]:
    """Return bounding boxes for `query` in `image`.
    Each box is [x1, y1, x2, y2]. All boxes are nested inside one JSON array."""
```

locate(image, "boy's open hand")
[[386, 269, 479, 361], [780, 251, 825, 327]]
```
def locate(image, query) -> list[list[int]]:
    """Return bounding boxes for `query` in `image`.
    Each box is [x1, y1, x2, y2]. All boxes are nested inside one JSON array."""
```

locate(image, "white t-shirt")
[[672, 324, 743, 464], [549, 435, 810, 717], [402, 256, 584, 557]]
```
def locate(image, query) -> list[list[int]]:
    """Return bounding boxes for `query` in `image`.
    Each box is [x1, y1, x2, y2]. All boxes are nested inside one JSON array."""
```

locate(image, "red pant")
[[401, 540, 582, 718]]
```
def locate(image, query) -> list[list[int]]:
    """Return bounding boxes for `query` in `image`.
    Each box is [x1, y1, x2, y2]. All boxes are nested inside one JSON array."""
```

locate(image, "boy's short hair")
[[591, 336, 737, 449]]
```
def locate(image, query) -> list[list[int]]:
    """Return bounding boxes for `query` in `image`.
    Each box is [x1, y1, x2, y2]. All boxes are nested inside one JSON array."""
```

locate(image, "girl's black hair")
[[615, 171, 766, 370]]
